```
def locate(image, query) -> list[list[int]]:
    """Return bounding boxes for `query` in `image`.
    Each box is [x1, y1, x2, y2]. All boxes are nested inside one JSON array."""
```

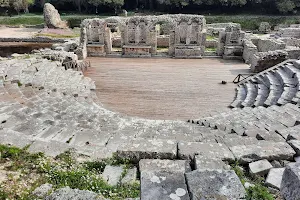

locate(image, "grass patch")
[[205, 47, 217, 52], [206, 35, 217, 40], [231, 161, 274, 200]]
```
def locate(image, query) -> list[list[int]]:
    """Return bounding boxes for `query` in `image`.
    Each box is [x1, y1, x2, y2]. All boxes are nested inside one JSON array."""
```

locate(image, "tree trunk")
[[95, 6, 98, 14]]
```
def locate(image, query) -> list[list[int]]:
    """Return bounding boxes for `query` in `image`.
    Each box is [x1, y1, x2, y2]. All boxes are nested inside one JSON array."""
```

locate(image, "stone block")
[[28, 140, 70, 157], [102, 165, 124, 186], [178, 142, 235, 161], [230, 141, 296, 163], [249, 159, 273, 176], [139, 159, 191, 173], [195, 155, 230, 170], [185, 170, 246, 200], [116, 138, 177, 163], [141, 171, 190, 200], [265, 168, 285, 189], [121, 167, 137, 185], [280, 162, 300, 200], [46, 187, 105, 200]]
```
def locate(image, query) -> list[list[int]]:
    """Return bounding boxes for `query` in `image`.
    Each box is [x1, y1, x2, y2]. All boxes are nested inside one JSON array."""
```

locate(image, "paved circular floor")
[[85, 57, 250, 120]]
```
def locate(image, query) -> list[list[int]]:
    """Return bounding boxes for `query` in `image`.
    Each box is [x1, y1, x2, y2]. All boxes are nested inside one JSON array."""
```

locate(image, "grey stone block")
[[185, 170, 246, 200], [141, 171, 190, 200], [230, 141, 296, 163], [249, 159, 273, 176], [116, 138, 177, 162], [28, 140, 70, 157], [139, 159, 191, 173], [265, 168, 285, 189], [195, 155, 230, 170], [102, 165, 124, 186], [46, 187, 105, 200], [121, 167, 137, 185], [280, 162, 300, 200], [178, 142, 235, 161], [33, 183, 53, 198]]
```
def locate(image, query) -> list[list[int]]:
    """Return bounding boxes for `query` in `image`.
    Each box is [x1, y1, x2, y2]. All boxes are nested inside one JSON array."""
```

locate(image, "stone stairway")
[[231, 59, 300, 108]]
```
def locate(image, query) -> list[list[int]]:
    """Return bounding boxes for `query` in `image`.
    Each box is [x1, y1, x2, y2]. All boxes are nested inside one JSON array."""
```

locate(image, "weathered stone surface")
[[46, 187, 105, 200], [230, 141, 296, 163], [139, 159, 191, 173], [141, 171, 190, 200], [121, 167, 137, 185], [265, 168, 285, 189], [259, 22, 271, 33], [280, 162, 300, 200], [43, 3, 68, 29], [249, 159, 273, 176], [288, 140, 300, 156], [28, 140, 71, 157], [116, 138, 177, 162], [33, 183, 53, 198], [178, 142, 235, 161], [102, 165, 124, 186], [195, 155, 230, 170], [185, 170, 246, 200]]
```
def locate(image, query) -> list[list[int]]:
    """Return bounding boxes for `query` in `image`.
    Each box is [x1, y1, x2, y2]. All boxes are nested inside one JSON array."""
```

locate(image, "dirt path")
[[0, 27, 40, 38]]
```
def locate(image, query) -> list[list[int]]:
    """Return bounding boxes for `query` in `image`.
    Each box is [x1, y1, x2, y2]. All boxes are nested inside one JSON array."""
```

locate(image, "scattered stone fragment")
[[178, 142, 235, 161], [121, 167, 137, 185], [102, 165, 124, 186], [249, 159, 273, 176], [185, 169, 246, 200], [139, 159, 191, 173], [33, 183, 53, 198], [43, 3, 68, 29], [244, 182, 254, 189], [265, 168, 285, 189], [280, 162, 300, 200], [45, 187, 105, 200], [140, 171, 189, 200], [194, 155, 230, 170]]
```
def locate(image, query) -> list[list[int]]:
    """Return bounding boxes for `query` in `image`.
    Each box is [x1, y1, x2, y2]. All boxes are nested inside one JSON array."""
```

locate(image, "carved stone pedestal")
[[87, 44, 106, 57], [122, 45, 151, 57], [174, 45, 202, 58]]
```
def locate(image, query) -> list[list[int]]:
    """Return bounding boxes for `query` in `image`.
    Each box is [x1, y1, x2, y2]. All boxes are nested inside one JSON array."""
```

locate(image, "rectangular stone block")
[[141, 171, 190, 200], [178, 142, 235, 161], [230, 141, 296, 163], [116, 138, 177, 162], [185, 170, 246, 200], [87, 44, 106, 57], [139, 159, 191, 173], [195, 155, 230, 170]]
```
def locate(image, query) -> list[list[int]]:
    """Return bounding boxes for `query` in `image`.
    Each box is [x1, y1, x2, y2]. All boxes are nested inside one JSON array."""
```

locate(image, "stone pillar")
[[105, 27, 112, 54], [169, 30, 175, 56], [186, 25, 192, 45], [149, 31, 157, 54]]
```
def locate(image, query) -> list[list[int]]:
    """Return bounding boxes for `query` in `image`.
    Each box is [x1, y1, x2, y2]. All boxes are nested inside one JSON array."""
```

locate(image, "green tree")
[[275, 0, 295, 13]]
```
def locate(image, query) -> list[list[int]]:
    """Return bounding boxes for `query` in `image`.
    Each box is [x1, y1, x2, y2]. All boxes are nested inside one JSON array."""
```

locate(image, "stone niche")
[[218, 24, 245, 59], [85, 19, 111, 57], [122, 17, 152, 57], [173, 15, 206, 58]]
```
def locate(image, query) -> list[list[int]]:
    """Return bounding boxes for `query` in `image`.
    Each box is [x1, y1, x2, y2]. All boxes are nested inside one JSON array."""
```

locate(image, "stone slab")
[[139, 159, 191, 173], [249, 159, 273, 176], [102, 165, 124, 186], [116, 138, 177, 162], [185, 170, 246, 200], [121, 167, 137, 185], [141, 171, 190, 200], [265, 168, 285, 189], [230, 141, 296, 163], [288, 140, 300, 156], [195, 155, 230, 170], [178, 142, 235, 161], [28, 140, 70, 157]]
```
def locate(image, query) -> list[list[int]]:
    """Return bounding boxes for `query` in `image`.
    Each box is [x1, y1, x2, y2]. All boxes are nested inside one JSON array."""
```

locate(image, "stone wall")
[[257, 38, 286, 52], [243, 39, 258, 64], [250, 50, 288, 72]]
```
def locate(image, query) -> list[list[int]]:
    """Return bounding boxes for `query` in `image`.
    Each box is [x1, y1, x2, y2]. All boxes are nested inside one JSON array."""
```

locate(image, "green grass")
[[0, 145, 140, 200], [231, 162, 274, 200], [35, 33, 80, 38], [1, 14, 300, 30], [205, 47, 217, 52], [206, 35, 217, 40]]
